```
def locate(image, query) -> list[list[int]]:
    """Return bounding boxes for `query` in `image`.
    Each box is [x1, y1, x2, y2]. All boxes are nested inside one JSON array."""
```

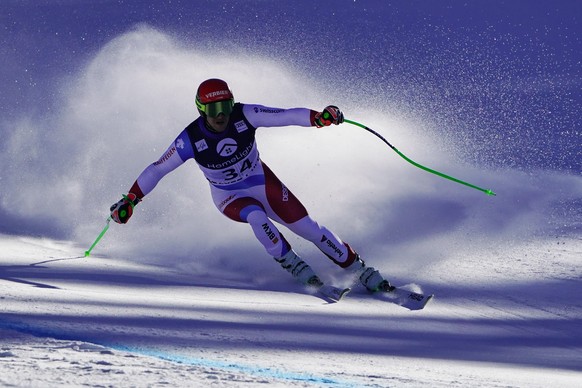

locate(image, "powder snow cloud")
[[1, 26, 580, 278]]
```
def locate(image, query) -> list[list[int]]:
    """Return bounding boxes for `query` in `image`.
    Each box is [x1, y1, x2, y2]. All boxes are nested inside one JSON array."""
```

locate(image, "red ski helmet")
[[195, 78, 235, 117]]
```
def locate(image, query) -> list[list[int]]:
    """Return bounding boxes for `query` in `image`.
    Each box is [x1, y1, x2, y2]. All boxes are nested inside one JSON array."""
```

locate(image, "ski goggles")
[[197, 98, 235, 117]]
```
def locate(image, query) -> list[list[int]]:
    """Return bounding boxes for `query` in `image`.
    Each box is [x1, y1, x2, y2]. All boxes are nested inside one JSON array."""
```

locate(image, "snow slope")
[[1, 13, 581, 388], [1, 233, 581, 387]]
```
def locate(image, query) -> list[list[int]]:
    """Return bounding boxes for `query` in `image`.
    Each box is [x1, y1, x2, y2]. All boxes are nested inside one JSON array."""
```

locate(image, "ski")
[[312, 280, 432, 308], [348, 264, 433, 310], [374, 287, 434, 310], [317, 284, 351, 302]]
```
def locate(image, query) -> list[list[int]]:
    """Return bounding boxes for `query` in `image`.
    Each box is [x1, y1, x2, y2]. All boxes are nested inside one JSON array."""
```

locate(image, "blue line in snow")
[[1, 320, 359, 388], [113, 345, 352, 387]]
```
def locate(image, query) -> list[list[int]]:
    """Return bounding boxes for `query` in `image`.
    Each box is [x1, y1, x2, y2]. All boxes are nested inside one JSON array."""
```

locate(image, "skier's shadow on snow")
[[30, 256, 85, 266], [0, 256, 198, 290], [0, 256, 85, 289]]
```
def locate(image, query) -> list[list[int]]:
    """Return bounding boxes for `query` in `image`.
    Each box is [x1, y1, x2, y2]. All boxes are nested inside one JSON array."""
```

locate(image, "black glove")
[[110, 193, 140, 224], [314, 105, 344, 127]]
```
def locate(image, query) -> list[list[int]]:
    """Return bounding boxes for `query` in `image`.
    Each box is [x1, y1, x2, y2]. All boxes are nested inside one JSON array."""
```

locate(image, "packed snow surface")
[[1, 234, 580, 387]]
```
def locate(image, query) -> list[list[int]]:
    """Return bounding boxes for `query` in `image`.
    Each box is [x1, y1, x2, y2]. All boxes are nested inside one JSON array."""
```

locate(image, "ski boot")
[[348, 256, 395, 292], [274, 249, 320, 286]]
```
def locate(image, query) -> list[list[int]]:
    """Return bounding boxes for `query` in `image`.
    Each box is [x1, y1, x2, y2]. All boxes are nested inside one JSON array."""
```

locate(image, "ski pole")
[[344, 119, 496, 196], [84, 217, 112, 257]]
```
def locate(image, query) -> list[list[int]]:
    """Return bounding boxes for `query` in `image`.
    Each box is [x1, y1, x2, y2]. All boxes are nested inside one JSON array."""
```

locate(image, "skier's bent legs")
[[284, 215, 358, 268], [245, 207, 358, 269], [220, 195, 385, 290], [214, 177, 358, 268]]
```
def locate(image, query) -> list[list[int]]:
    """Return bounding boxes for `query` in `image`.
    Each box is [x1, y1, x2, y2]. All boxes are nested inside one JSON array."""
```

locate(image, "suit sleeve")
[[242, 104, 319, 128], [129, 130, 193, 199]]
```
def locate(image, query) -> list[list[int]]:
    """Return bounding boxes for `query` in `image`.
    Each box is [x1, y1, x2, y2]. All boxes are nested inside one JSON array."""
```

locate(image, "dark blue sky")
[[2, 0, 580, 171]]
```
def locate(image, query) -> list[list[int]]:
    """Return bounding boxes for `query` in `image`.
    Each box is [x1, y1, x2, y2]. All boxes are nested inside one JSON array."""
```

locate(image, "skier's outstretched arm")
[[110, 136, 189, 224], [242, 104, 343, 128]]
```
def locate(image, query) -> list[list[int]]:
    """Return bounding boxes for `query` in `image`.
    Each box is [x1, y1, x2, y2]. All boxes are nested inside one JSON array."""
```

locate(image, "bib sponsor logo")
[[195, 139, 208, 152], [217, 138, 238, 157], [235, 120, 248, 133], [206, 143, 254, 169]]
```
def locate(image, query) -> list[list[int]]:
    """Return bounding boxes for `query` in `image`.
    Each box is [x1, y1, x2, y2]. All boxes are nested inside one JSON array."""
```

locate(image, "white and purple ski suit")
[[127, 103, 358, 267]]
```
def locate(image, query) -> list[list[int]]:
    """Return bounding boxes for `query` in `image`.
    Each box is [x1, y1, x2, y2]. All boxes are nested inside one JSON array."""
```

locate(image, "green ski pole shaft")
[[344, 119, 496, 196], [84, 217, 112, 257]]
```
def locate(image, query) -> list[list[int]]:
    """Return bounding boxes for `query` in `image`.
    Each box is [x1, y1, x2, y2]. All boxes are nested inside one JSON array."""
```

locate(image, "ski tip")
[[408, 293, 434, 310], [422, 294, 434, 308], [384, 288, 435, 310], [318, 285, 351, 302], [406, 294, 434, 310], [330, 288, 351, 303], [337, 287, 351, 301]]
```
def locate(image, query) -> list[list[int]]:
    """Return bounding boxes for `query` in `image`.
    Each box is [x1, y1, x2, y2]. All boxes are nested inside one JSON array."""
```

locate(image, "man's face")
[[206, 113, 229, 132]]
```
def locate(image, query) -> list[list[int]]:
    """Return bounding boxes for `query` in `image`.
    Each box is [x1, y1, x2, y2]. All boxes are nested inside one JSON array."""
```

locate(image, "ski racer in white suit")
[[110, 78, 392, 292]]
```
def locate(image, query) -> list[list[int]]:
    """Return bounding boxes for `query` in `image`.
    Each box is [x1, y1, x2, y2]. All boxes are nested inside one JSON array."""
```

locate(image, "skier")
[[110, 78, 393, 293]]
